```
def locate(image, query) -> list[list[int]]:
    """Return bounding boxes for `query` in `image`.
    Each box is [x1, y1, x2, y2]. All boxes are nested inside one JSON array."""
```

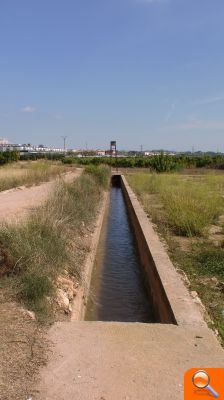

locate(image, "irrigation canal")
[[85, 179, 156, 323]]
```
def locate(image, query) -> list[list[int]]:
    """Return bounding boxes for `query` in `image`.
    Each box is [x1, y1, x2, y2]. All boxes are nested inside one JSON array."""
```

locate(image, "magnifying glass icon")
[[192, 370, 219, 398]]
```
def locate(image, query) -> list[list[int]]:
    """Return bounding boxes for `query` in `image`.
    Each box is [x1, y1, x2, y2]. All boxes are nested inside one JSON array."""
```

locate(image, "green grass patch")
[[194, 247, 224, 279], [21, 274, 53, 303]]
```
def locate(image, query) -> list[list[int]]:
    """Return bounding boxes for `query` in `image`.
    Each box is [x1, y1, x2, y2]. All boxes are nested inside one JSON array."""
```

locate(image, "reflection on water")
[[85, 186, 156, 322]]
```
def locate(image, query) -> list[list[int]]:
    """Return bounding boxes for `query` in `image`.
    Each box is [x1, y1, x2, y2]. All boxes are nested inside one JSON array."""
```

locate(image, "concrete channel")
[[79, 174, 207, 327], [37, 174, 224, 400], [85, 174, 156, 323]]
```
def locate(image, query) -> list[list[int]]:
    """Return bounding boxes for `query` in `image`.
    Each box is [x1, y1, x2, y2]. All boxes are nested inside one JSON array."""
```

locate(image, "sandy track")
[[0, 168, 83, 223]]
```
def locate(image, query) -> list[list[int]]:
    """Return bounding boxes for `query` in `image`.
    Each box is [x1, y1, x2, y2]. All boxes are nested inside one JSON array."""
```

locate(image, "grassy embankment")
[[128, 172, 224, 342], [0, 160, 69, 192], [0, 165, 110, 320]]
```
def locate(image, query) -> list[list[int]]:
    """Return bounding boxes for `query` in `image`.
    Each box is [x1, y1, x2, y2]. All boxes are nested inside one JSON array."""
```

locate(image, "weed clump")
[[21, 274, 53, 303], [195, 248, 224, 279], [85, 164, 110, 188]]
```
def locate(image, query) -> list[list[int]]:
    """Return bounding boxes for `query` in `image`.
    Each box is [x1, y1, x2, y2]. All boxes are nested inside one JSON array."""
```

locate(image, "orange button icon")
[[184, 368, 224, 399]]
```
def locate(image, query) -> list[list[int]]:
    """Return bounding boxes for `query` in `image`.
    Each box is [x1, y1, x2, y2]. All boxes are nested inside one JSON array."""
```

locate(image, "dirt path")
[[0, 168, 83, 223]]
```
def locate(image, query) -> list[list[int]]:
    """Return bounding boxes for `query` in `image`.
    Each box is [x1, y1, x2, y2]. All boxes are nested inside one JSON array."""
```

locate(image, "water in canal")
[[85, 185, 156, 322]]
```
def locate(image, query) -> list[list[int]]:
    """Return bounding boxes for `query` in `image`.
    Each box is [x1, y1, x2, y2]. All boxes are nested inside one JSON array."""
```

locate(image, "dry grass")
[[128, 172, 224, 236], [0, 166, 110, 318], [0, 160, 68, 192]]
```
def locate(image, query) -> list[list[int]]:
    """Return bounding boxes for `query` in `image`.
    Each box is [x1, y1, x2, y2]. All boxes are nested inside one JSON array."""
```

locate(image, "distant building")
[[0, 138, 9, 145], [105, 149, 116, 156], [96, 150, 106, 156], [0, 140, 65, 154]]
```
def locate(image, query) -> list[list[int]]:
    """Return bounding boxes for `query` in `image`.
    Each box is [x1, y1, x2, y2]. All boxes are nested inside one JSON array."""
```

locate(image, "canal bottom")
[[85, 183, 156, 323]]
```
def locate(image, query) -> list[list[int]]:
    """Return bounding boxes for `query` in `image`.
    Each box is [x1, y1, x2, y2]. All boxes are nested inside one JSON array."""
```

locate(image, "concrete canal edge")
[[120, 175, 207, 327], [71, 190, 109, 321]]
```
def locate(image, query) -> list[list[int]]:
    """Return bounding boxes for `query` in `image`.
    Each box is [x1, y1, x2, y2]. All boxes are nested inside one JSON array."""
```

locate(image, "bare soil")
[[0, 285, 48, 400]]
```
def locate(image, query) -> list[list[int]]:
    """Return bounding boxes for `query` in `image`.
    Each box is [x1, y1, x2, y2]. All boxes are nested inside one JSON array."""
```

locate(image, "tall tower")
[[110, 141, 117, 157], [61, 136, 67, 153]]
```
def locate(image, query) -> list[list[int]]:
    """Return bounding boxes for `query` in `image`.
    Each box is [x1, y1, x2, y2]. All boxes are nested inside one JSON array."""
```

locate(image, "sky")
[[0, 0, 224, 151]]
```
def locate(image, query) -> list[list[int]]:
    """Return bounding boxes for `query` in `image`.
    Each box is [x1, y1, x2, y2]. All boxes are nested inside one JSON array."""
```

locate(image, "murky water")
[[85, 185, 156, 322]]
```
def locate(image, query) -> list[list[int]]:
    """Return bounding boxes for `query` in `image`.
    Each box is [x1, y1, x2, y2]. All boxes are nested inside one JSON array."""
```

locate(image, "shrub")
[[0, 150, 19, 165], [21, 274, 53, 303], [149, 153, 183, 172]]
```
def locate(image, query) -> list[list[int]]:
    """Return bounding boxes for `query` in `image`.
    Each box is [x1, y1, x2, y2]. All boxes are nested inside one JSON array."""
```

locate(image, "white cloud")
[[21, 106, 36, 113]]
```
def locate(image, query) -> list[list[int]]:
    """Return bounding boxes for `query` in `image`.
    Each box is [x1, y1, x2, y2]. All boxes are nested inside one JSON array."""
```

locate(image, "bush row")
[[0, 151, 19, 165], [3, 151, 224, 172], [62, 154, 224, 172]]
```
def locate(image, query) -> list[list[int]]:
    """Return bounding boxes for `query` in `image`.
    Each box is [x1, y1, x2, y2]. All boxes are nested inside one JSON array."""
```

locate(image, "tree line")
[[2, 150, 224, 172], [62, 153, 224, 172]]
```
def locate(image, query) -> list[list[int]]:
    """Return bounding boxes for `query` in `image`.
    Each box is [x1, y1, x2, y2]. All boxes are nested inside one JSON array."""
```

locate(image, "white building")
[[0, 140, 65, 154], [96, 150, 106, 156]]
